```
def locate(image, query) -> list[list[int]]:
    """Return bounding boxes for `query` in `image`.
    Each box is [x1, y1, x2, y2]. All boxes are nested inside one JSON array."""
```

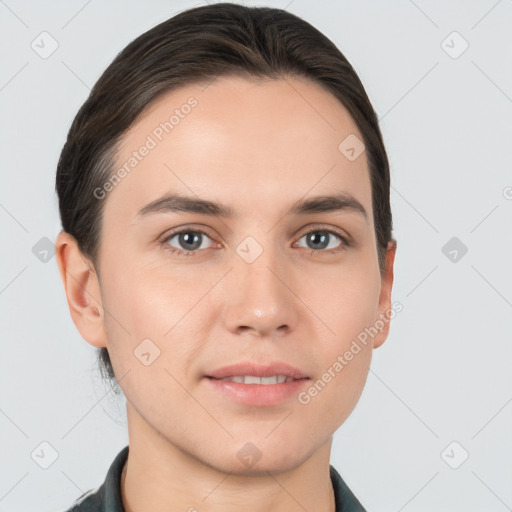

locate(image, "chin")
[[200, 437, 319, 476]]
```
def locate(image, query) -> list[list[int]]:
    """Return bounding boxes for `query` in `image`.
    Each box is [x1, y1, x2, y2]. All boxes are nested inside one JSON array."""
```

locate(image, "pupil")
[[180, 232, 201, 250], [309, 232, 328, 250]]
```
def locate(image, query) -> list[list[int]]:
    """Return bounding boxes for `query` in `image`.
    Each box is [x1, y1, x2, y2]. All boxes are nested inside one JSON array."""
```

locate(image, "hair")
[[55, 2, 394, 393]]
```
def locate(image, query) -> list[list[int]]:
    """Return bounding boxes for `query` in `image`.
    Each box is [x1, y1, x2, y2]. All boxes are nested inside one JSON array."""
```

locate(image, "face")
[[58, 75, 395, 475]]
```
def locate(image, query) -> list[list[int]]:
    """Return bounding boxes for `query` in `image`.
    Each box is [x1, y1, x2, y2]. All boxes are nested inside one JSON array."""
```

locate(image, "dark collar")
[[67, 445, 367, 512]]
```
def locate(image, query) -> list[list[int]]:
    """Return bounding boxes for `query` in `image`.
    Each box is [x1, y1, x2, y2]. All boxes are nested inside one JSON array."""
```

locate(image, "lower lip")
[[205, 377, 310, 406]]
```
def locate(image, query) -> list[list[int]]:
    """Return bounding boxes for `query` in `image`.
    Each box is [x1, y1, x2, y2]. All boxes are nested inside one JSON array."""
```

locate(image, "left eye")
[[296, 230, 345, 252]]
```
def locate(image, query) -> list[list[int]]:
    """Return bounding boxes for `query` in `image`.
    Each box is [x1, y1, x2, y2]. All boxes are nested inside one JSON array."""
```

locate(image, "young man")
[[55, 4, 396, 511]]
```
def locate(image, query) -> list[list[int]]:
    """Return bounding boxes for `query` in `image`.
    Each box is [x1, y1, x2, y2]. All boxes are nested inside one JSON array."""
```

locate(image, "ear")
[[373, 239, 397, 349], [55, 230, 107, 348]]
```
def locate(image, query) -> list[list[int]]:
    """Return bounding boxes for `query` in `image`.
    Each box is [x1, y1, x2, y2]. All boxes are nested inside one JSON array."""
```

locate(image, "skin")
[[56, 75, 396, 512]]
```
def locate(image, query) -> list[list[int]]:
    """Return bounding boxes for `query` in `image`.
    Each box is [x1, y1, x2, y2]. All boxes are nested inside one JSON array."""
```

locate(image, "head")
[[55, 2, 396, 474]]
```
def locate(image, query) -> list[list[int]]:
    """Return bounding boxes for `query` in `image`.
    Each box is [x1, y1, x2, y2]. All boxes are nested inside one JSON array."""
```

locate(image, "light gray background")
[[1, 1, 511, 511]]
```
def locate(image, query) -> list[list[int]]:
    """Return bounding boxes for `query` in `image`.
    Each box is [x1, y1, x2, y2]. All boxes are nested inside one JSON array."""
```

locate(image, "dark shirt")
[[64, 445, 367, 512]]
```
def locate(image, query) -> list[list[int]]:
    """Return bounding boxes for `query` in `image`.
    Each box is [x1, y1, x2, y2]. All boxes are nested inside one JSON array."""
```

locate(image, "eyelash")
[[160, 225, 351, 258]]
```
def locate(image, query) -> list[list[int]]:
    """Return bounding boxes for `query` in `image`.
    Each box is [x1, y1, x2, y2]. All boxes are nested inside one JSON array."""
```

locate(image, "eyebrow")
[[136, 192, 368, 222]]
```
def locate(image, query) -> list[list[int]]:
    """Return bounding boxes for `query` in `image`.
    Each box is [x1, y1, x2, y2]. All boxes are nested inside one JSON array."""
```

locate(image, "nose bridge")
[[223, 234, 298, 337]]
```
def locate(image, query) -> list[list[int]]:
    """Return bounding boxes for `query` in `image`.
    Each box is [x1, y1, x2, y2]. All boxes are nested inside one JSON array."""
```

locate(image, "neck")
[[120, 405, 336, 512]]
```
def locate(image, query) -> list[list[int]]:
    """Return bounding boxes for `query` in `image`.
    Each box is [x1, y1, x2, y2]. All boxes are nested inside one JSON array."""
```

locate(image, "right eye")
[[161, 228, 215, 256]]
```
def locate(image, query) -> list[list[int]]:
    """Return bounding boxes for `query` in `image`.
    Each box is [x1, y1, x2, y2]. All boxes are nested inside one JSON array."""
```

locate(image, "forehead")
[[103, 75, 372, 224]]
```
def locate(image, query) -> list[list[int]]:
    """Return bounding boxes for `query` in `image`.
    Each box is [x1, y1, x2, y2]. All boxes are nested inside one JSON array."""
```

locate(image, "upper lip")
[[206, 362, 310, 380]]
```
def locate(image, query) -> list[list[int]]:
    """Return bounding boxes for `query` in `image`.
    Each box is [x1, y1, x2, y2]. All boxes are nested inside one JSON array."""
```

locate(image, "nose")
[[221, 244, 300, 339]]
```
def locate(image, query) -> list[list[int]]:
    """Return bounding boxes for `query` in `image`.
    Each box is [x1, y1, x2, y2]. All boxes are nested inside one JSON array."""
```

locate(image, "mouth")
[[204, 362, 310, 406], [206, 361, 309, 380], [207, 375, 303, 384]]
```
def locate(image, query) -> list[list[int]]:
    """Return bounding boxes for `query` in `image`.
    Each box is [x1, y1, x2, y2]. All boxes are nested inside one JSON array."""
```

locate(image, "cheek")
[[297, 260, 379, 421], [100, 263, 209, 380], [304, 346, 372, 434], [307, 257, 381, 342], [101, 256, 198, 335]]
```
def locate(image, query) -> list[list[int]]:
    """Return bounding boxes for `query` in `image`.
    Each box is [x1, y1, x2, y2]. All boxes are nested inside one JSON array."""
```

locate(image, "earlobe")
[[373, 239, 397, 349], [55, 230, 107, 348]]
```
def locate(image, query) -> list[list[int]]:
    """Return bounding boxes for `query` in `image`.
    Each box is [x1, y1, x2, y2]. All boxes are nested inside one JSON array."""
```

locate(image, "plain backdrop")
[[1, 1, 511, 511]]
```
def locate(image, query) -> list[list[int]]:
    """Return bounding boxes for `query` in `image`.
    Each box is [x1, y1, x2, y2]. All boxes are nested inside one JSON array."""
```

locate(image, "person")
[[54, 3, 397, 511]]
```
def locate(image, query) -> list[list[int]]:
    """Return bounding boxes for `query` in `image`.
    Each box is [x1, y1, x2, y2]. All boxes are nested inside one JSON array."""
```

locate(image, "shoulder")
[[61, 486, 104, 512], [330, 464, 368, 512], [61, 445, 129, 512]]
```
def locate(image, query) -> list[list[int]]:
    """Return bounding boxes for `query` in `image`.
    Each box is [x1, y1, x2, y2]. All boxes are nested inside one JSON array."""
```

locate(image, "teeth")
[[219, 375, 293, 384]]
